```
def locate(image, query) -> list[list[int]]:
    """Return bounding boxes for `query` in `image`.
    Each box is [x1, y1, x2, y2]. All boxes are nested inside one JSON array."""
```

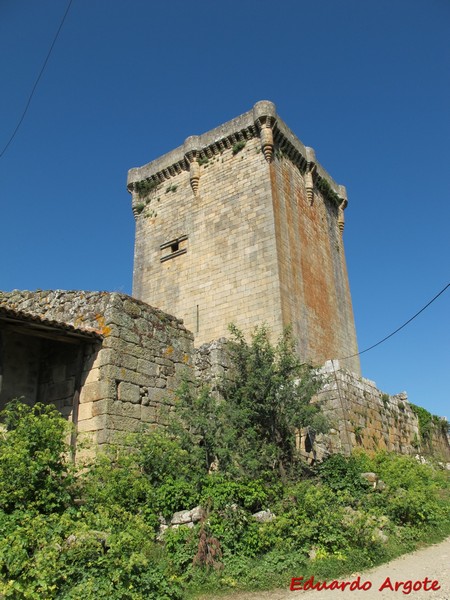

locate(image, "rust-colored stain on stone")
[[270, 159, 338, 365], [269, 161, 289, 329], [130, 102, 360, 373], [298, 188, 337, 363]]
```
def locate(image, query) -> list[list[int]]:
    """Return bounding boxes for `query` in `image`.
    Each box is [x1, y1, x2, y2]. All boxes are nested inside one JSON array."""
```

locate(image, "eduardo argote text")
[[290, 575, 441, 594]]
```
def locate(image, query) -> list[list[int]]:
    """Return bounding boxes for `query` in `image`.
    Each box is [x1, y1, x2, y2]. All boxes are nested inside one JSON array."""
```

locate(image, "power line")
[[0, 0, 74, 160], [340, 282, 449, 361]]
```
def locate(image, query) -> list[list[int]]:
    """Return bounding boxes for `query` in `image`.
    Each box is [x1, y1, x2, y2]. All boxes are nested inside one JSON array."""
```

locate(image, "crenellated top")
[[127, 101, 348, 216]]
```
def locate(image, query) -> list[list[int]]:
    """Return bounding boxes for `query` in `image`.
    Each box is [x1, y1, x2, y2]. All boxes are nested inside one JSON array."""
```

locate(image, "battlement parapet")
[[127, 101, 345, 205]]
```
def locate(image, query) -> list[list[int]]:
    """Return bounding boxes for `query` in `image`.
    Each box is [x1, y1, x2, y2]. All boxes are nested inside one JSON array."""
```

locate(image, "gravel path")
[[198, 537, 450, 600]]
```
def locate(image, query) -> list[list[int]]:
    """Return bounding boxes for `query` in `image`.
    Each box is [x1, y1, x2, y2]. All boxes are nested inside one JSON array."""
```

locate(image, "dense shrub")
[[318, 452, 372, 502], [171, 326, 328, 482], [0, 508, 183, 599], [0, 400, 74, 514]]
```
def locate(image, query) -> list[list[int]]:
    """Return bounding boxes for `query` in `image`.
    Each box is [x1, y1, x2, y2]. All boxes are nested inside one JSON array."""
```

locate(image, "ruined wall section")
[[428, 425, 450, 460], [130, 131, 283, 346], [0, 291, 194, 449], [303, 362, 450, 461], [1, 291, 448, 461]]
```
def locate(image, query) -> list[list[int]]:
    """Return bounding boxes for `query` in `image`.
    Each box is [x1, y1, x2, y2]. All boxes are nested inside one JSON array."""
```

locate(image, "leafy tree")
[[222, 324, 328, 478], [172, 325, 328, 481]]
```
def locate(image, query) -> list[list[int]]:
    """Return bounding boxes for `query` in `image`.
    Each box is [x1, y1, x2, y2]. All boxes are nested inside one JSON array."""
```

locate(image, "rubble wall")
[[300, 361, 450, 461]]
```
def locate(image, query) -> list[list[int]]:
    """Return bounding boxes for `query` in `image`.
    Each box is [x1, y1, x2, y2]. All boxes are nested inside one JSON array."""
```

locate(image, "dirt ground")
[[196, 536, 450, 600]]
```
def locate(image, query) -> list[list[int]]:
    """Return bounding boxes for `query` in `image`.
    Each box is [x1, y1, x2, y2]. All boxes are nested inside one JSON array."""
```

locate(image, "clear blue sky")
[[1, 0, 449, 417]]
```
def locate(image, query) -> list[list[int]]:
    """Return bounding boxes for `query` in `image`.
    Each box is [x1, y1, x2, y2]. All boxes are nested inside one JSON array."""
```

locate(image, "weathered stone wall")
[[131, 134, 283, 348], [269, 154, 359, 373], [0, 291, 194, 452], [128, 101, 360, 373], [194, 338, 231, 394], [299, 361, 450, 461], [429, 426, 450, 460], [2, 291, 447, 462]]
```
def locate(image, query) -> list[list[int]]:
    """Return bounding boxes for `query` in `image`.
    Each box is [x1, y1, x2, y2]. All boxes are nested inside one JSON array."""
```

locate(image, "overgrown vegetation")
[[410, 403, 449, 445], [171, 326, 327, 482], [316, 177, 342, 207], [0, 328, 449, 598], [134, 178, 160, 198], [232, 140, 246, 155]]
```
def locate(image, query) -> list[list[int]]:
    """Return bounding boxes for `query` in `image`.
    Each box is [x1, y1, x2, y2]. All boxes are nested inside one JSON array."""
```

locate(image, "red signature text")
[[290, 575, 441, 594]]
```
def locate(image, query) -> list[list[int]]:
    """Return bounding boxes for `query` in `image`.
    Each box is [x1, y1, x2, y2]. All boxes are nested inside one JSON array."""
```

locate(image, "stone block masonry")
[[0, 290, 194, 455], [128, 101, 360, 374], [1, 103, 447, 462], [298, 361, 450, 462]]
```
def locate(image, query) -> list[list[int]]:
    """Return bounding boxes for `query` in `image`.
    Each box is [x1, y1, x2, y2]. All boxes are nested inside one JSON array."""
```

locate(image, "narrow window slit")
[[160, 235, 187, 262]]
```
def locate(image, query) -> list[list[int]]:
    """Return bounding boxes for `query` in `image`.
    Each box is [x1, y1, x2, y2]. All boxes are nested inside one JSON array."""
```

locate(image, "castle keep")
[[128, 101, 360, 374]]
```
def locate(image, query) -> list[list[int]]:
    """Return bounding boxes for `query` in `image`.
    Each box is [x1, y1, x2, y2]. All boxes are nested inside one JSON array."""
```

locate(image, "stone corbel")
[[184, 136, 201, 197], [305, 147, 316, 204], [189, 160, 200, 196], [253, 100, 277, 163], [260, 124, 274, 162], [338, 185, 348, 234]]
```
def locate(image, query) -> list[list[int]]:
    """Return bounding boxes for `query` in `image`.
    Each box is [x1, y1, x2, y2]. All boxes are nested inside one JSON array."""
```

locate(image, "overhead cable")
[[0, 0, 74, 159], [341, 282, 449, 361]]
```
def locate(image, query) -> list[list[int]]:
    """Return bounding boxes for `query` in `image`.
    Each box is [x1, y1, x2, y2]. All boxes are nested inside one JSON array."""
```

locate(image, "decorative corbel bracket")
[[253, 101, 277, 163], [184, 136, 201, 197], [305, 147, 316, 204], [338, 185, 348, 234]]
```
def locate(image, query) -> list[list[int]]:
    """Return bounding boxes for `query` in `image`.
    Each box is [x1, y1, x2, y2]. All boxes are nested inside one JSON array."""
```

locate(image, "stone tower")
[[128, 101, 360, 374]]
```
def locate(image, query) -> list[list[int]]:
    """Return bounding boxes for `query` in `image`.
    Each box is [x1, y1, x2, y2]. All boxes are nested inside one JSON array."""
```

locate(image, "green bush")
[[318, 453, 372, 502], [0, 401, 184, 599], [173, 325, 328, 481], [79, 450, 157, 526], [199, 474, 269, 511], [138, 430, 200, 485], [368, 452, 449, 527], [0, 400, 74, 513], [0, 508, 182, 599], [154, 478, 199, 520]]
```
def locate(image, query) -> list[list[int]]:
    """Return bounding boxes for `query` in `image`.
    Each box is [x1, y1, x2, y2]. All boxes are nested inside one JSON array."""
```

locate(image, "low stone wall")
[[299, 361, 450, 461]]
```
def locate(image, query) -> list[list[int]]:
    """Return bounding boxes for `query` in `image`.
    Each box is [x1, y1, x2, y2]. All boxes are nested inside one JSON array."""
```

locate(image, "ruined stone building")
[[0, 102, 448, 460]]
